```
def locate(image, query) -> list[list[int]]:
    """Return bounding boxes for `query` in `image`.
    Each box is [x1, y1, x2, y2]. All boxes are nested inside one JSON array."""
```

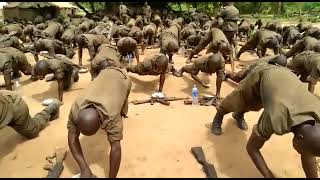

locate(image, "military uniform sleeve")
[[3, 59, 13, 75], [104, 114, 123, 143], [256, 112, 273, 140], [309, 66, 320, 84], [54, 67, 65, 80], [67, 103, 79, 130]]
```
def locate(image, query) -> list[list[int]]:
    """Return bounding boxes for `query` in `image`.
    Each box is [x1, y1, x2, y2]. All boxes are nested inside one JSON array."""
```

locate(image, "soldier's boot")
[[232, 112, 248, 130], [211, 111, 225, 135]]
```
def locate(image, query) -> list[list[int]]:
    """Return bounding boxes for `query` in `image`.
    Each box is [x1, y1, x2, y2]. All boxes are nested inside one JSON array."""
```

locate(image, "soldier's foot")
[[211, 122, 222, 135], [232, 113, 248, 130]]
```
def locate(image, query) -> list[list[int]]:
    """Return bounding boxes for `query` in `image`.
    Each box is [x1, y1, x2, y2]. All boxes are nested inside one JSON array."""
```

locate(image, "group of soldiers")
[[0, 1, 320, 178]]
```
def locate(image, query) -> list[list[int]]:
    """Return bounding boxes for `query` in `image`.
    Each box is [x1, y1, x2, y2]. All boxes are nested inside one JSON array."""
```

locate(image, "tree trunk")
[[74, 2, 91, 16], [90, 2, 95, 13]]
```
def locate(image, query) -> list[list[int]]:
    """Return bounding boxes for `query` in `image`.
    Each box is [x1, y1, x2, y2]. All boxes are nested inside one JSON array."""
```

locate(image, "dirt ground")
[[0, 41, 319, 178]]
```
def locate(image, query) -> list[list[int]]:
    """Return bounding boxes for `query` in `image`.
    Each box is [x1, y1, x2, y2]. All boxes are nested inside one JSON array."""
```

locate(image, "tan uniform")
[[0, 47, 31, 75], [61, 25, 77, 45], [46, 58, 78, 90], [238, 29, 282, 56], [128, 26, 143, 43], [82, 34, 109, 49], [117, 37, 138, 56], [127, 53, 168, 75], [0, 90, 58, 139], [67, 67, 132, 143], [229, 55, 280, 83], [285, 36, 320, 58], [193, 28, 229, 55], [91, 44, 122, 79], [42, 21, 62, 39], [160, 23, 180, 55], [288, 51, 320, 82], [218, 63, 320, 138]]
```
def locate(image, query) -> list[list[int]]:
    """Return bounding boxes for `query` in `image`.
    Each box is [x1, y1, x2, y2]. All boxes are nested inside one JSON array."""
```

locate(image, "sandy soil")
[[0, 42, 318, 178]]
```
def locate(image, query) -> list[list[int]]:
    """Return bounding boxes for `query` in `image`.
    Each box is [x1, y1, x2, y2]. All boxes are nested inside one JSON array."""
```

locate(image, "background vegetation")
[[74, 2, 320, 23]]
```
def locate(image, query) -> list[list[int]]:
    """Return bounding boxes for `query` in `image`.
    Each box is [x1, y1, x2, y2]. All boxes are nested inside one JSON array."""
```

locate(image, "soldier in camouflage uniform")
[[143, 23, 157, 48], [287, 51, 320, 93], [67, 66, 131, 178], [90, 44, 123, 80], [126, 53, 177, 92], [0, 90, 60, 139], [142, 2, 152, 24], [212, 60, 320, 179], [175, 52, 225, 98], [42, 21, 64, 40], [297, 22, 312, 33], [33, 38, 76, 62], [187, 28, 234, 72], [0, 47, 33, 90], [303, 27, 320, 40], [225, 55, 287, 83], [282, 26, 302, 48], [117, 37, 140, 63], [61, 25, 78, 47], [238, 19, 251, 41], [119, 2, 130, 24], [216, 2, 240, 56], [79, 19, 95, 34], [74, 34, 110, 66], [0, 33, 27, 53], [109, 24, 131, 43], [159, 22, 181, 64], [285, 36, 320, 58], [33, 54, 80, 102], [237, 29, 283, 59], [128, 25, 145, 55], [265, 21, 283, 35]]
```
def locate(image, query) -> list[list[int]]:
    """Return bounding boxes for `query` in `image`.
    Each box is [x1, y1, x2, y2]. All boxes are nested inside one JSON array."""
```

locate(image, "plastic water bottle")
[[192, 85, 199, 105]]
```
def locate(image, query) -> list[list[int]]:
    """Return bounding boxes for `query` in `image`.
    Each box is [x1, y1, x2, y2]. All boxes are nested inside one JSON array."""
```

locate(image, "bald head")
[[167, 42, 179, 54], [34, 60, 50, 77], [266, 37, 279, 49], [293, 123, 320, 156], [270, 54, 287, 67], [77, 108, 101, 136], [313, 43, 320, 53]]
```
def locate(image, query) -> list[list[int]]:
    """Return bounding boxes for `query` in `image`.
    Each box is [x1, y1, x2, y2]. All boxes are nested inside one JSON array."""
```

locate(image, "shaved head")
[[34, 60, 50, 77], [293, 123, 320, 156], [77, 108, 101, 136]]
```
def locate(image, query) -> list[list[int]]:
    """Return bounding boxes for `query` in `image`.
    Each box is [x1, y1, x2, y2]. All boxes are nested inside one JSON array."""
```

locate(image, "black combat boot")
[[232, 112, 248, 130], [211, 111, 225, 135]]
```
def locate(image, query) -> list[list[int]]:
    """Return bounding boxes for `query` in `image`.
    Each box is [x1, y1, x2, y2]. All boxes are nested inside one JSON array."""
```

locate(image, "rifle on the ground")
[[44, 148, 67, 178], [191, 146, 218, 178], [131, 96, 188, 106], [184, 95, 223, 106]]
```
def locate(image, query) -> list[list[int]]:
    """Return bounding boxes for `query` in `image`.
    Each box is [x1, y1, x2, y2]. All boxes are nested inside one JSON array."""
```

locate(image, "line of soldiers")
[[0, 1, 320, 178]]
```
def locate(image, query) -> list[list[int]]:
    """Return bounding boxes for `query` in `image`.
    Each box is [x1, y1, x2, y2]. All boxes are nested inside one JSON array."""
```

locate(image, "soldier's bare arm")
[[246, 125, 275, 178], [109, 141, 121, 178], [68, 128, 95, 178], [57, 79, 64, 101], [215, 70, 224, 98], [301, 154, 318, 178]]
